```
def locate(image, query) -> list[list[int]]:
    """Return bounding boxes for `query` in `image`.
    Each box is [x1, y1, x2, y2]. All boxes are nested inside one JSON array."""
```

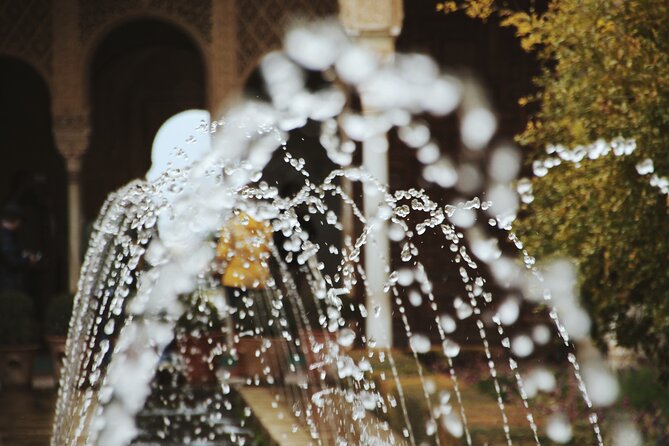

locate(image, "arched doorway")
[[0, 56, 69, 309], [394, 1, 539, 193], [390, 3, 541, 346], [84, 18, 206, 221]]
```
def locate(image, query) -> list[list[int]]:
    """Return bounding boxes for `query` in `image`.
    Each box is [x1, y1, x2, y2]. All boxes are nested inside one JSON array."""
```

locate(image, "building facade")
[[1, 1, 535, 348], [0, 0, 342, 291]]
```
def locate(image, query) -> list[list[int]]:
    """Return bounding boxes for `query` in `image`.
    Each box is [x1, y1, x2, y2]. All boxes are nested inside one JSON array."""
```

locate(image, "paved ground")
[[0, 387, 56, 446], [0, 355, 539, 446]]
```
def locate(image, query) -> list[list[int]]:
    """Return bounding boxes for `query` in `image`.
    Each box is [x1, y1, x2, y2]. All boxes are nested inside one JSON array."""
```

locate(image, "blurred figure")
[[216, 211, 273, 298], [216, 211, 274, 377], [6, 170, 58, 323], [0, 203, 40, 293]]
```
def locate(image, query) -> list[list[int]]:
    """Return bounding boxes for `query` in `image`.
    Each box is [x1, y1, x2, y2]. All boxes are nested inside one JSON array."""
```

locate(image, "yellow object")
[[216, 212, 273, 289]]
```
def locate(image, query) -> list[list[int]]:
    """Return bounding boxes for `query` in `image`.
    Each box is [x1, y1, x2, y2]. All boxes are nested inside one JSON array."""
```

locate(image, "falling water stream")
[[51, 19, 638, 446]]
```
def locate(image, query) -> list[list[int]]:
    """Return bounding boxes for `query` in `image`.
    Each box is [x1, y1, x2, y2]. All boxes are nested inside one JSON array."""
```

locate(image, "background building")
[[0, 0, 535, 332]]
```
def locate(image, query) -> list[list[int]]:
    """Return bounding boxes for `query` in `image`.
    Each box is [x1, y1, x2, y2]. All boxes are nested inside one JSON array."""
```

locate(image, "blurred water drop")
[[461, 108, 496, 150], [532, 324, 551, 345], [439, 314, 457, 334], [335, 45, 377, 85], [423, 156, 458, 188], [416, 143, 440, 164], [442, 339, 460, 358], [441, 412, 463, 438], [545, 413, 572, 444], [337, 328, 356, 348], [612, 422, 642, 446], [398, 122, 431, 148], [409, 334, 432, 354], [496, 298, 520, 326], [489, 145, 521, 183], [511, 335, 534, 358], [408, 290, 423, 307]]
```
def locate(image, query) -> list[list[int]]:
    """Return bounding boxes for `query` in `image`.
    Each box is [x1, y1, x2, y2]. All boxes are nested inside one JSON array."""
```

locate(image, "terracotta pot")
[[234, 337, 286, 383], [177, 332, 227, 384], [0, 344, 39, 387], [234, 338, 263, 379], [46, 335, 68, 383], [298, 329, 331, 364], [297, 329, 333, 381]]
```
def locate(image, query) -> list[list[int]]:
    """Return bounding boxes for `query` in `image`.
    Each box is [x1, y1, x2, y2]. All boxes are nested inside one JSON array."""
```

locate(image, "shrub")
[[45, 293, 74, 337], [512, 0, 669, 379], [0, 291, 38, 345], [439, 0, 669, 379]]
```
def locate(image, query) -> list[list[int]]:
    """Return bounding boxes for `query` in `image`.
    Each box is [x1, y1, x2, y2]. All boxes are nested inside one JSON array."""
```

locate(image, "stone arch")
[[82, 11, 209, 104], [83, 17, 207, 222], [0, 49, 51, 89], [0, 0, 53, 86], [0, 55, 69, 301]]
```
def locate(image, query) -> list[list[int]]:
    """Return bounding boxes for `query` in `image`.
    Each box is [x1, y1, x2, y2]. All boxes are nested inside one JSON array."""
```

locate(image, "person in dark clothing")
[[0, 203, 40, 293]]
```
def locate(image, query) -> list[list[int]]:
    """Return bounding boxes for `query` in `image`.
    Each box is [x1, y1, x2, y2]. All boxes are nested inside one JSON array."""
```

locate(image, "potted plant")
[[175, 288, 229, 384], [0, 291, 39, 387], [45, 292, 74, 382]]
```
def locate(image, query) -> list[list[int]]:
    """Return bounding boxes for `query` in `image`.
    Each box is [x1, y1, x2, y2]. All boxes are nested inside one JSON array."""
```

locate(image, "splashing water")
[[52, 19, 636, 446]]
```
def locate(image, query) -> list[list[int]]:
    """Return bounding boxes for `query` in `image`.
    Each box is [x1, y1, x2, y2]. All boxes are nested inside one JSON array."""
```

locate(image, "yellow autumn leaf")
[[500, 12, 533, 36], [436, 1, 458, 13], [520, 33, 542, 52], [596, 18, 616, 33], [464, 0, 495, 20]]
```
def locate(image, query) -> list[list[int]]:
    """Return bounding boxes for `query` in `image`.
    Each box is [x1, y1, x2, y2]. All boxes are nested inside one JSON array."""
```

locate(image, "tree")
[[439, 0, 669, 377]]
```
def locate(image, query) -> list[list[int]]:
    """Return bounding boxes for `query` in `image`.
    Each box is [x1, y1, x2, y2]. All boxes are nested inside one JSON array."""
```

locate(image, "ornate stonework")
[[78, 0, 141, 41], [235, 0, 338, 76], [149, 0, 213, 41], [79, 0, 212, 43], [339, 0, 403, 36], [0, 0, 52, 77], [53, 114, 91, 176], [339, 0, 403, 55]]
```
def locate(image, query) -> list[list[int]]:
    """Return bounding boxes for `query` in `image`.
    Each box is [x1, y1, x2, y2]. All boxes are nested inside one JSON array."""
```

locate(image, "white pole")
[[66, 169, 82, 293], [362, 141, 392, 348], [339, 0, 404, 348]]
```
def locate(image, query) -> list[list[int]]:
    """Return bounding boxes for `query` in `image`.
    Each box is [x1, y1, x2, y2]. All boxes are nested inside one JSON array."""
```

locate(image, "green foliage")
[[618, 367, 669, 418], [378, 374, 453, 445], [45, 293, 74, 336], [533, 366, 669, 444], [177, 289, 227, 332], [512, 0, 669, 378], [0, 291, 38, 345], [347, 350, 425, 376], [438, 0, 669, 377]]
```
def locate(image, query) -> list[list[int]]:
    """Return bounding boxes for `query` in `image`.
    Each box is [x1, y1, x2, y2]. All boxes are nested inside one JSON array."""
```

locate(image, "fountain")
[[51, 19, 637, 446]]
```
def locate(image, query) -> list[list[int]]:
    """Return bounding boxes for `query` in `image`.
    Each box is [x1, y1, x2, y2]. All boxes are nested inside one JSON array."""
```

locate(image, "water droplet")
[[409, 334, 431, 354]]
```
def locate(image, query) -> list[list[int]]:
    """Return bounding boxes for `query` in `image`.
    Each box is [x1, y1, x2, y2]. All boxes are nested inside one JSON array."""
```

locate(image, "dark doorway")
[[0, 56, 68, 307], [387, 3, 541, 345], [85, 19, 206, 221]]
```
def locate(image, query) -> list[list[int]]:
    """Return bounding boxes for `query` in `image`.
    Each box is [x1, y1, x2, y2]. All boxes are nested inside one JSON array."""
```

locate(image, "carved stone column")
[[339, 0, 403, 349], [339, 0, 403, 55], [53, 115, 90, 293], [209, 0, 239, 114]]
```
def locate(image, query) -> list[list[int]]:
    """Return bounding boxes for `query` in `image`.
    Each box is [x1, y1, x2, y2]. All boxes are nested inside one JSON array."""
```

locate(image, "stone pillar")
[[339, 0, 403, 349], [54, 116, 90, 293], [52, 0, 90, 293], [209, 0, 240, 114]]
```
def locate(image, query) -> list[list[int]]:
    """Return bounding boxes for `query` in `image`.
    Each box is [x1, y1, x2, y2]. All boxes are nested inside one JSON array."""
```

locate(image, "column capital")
[[339, 0, 404, 38], [53, 114, 91, 177], [339, 0, 403, 56]]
